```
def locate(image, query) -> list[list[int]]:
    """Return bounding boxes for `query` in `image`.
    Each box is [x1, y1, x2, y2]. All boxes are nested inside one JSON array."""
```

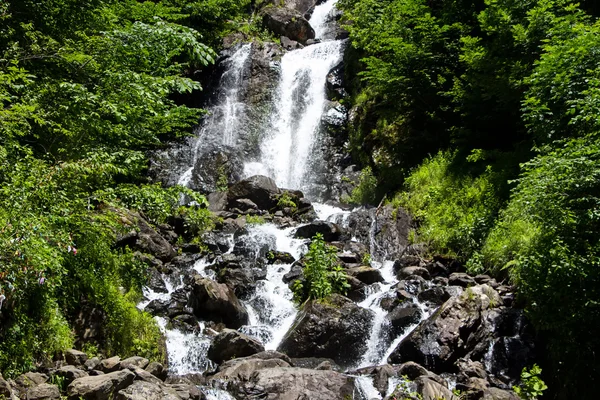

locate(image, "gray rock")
[[449, 272, 476, 288], [398, 361, 430, 380], [278, 294, 374, 367], [131, 368, 164, 386], [387, 305, 422, 334], [115, 381, 181, 400], [211, 358, 291, 382], [65, 349, 89, 367], [188, 276, 249, 328], [167, 383, 202, 400], [99, 356, 121, 373], [481, 388, 520, 400], [114, 209, 176, 262], [416, 377, 459, 400], [227, 175, 281, 211], [144, 362, 167, 381], [0, 373, 16, 400], [120, 357, 149, 370], [26, 383, 61, 400], [68, 369, 135, 400], [346, 266, 384, 284], [398, 266, 431, 280], [207, 329, 265, 364]]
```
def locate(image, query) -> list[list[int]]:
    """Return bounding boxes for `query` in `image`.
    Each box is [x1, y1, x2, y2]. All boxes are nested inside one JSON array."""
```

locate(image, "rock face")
[[278, 295, 374, 367], [262, 7, 315, 44], [67, 369, 135, 400], [388, 285, 503, 371], [188, 276, 249, 328], [207, 329, 265, 364]]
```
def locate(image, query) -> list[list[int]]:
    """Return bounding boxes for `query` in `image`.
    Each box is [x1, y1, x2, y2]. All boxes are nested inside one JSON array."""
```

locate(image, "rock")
[[398, 362, 430, 380], [388, 285, 501, 372], [280, 35, 302, 50], [278, 294, 374, 367], [291, 357, 340, 371], [481, 388, 520, 400], [449, 272, 476, 288], [346, 266, 384, 284], [100, 356, 121, 373], [416, 377, 459, 400], [0, 374, 15, 400], [167, 383, 202, 400], [227, 175, 281, 211], [228, 367, 354, 400], [294, 220, 344, 242], [115, 209, 176, 262], [207, 191, 228, 212], [326, 63, 348, 100], [393, 255, 424, 272], [66, 349, 89, 367], [262, 7, 315, 44], [267, 250, 296, 264], [56, 365, 89, 384], [188, 276, 249, 328], [417, 286, 451, 305], [144, 362, 167, 381], [387, 305, 422, 334], [115, 381, 181, 400], [283, 263, 303, 283], [26, 383, 61, 400], [398, 266, 431, 280], [270, 0, 317, 14], [190, 146, 244, 194], [130, 368, 163, 386], [211, 358, 291, 382], [207, 329, 265, 364], [67, 369, 135, 400], [120, 357, 149, 370]]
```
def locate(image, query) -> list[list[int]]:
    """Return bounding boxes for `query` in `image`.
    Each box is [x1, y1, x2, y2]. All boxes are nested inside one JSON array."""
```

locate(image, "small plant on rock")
[[513, 364, 547, 400], [293, 233, 350, 302], [277, 192, 297, 209]]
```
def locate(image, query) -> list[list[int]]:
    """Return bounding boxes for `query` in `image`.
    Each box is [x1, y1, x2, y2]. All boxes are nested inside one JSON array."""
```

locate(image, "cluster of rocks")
[[0, 350, 199, 400]]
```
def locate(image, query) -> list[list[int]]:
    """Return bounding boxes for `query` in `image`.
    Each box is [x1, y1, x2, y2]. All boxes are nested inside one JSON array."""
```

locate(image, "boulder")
[[417, 286, 451, 305], [67, 369, 135, 400], [0, 374, 16, 400], [326, 63, 348, 100], [294, 220, 344, 242], [11, 373, 49, 398], [100, 356, 121, 373], [481, 388, 520, 400], [227, 175, 281, 211], [398, 266, 431, 280], [26, 383, 61, 400], [449, 272, 476, 288], [398, 361, 430, 380], [416, 377, 459, 400], [167, 383, 202, 400], [280, 36, 302, 50], [84, 357, 101, 371], [388, 285, 501, 372], [261, 7, 315, 45], [267, 250, 296, 264], [115, 381, 181, 400], [387, 304, 423, 334], [346, 266, 384, 285], [115, 210, 176, 262], [228, 367, 354, 400], [207, 329, 265, 364], [65, 349, 89, 367], [130, 368, 163, 386], [269, 0, 317, 14], [278, 295, 374, 367], [56, 365, 89, 384], [144, 362, 167, 381], [191, 146, 244, 194], [188, 276, 249, 328], [120, 357, 149, 370], [211, 357, 291, 382]]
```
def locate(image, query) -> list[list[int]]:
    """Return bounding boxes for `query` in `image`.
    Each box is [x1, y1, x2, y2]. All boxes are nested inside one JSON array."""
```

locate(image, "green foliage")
[[246, 215, 266, 225], [293, 234, 350, 302], [513, 365, 548, 400], [343, 166, 378, 205], [277, 192, 297, 209]]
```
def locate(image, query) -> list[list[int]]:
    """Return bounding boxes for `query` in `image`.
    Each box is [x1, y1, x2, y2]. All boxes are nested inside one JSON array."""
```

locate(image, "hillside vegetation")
[[339, 0, 600, 397]]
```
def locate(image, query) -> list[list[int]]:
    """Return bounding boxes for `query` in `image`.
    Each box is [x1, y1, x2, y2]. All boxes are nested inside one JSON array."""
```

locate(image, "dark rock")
[[65, 349, 88, 367], [84, 357, 101, 371], [398, 266, 431, 280], [294, 220, 344, 242], [26, 383, 61, 400], [417, 287, 451, 305], [326, 63, 348, 100], [388, 285, 501, 372], [290, 357, 340, 371], [278, 294, 374, 367], [449, 272, 476, 288], [168, 383, 202, 400], [280, 35, 303, 50], [337, 252, 361, 264], [130, 368, 163, 386], [211, 358, 291, 382], [146, 268, 167, 294], [67, 369, 135, 400], [416, 377, 459, 400], [188, 276, 249, 328], [262, 7, 315, 44], [208, 329, 265, 364], [283, 263, 303, 284], [56, 365, 89, 385], [481, 388, 520, 400], [346, 266, 384, 284], [267, 250, 295, 264], [271, 0, 317, 14], [425, 261, 449, 277], [144, 362, 167, 381], [0, 374, 15, 400], [227, 175, 281, 211], [398, 361, 430, 380], [191, 147, 244, 194], [114, 209, 176, 262], [207, 192, 228, 212], [393, 256, 424, 273], [387, 305, 422, 334]]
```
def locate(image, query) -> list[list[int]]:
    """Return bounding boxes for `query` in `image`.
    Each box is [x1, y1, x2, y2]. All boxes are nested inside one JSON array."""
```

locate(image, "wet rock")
[[449, 272, 476, 288], [217, 267, 256, 297], [398, 361, 430, 380], [67, 369, 135, 400], [278, 294, 374, 367], [271, 0, 317, 14], [115, 210, 176, 262], [290, 357, 341, 371], [227, 175, 281, 211], [387, 304, 422, 334], [267, 250, 295, 264], [120, 357, 149, 371], [56, 365, 89, 385], [26, 383, 61, 400], [191, 146, 244, 194], [280, 35, 303, 50], [388, 285, 501, 372], [262, 7, 315, 45], [188, 276, 249, 328], [425, 261, 449, 277], [146, 268, 168, 294], [294, 220, 344, 242], [326, 63, 348, 100], [283, 262, 303, 283], [207, 329, 265, 364], [393, 256, 424, 271], [345, 275, 367, 302], [65, 349, 88, 367], [229, 367, 354, 400], [398, 266, 431, 280], [346, 266, 384, 284], [100, 356, 121, 373], [417, 286, 450, 305]]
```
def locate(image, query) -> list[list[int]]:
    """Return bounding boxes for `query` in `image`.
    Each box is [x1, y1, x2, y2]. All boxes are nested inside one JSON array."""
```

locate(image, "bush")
[[293, 234, 350, 302]]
